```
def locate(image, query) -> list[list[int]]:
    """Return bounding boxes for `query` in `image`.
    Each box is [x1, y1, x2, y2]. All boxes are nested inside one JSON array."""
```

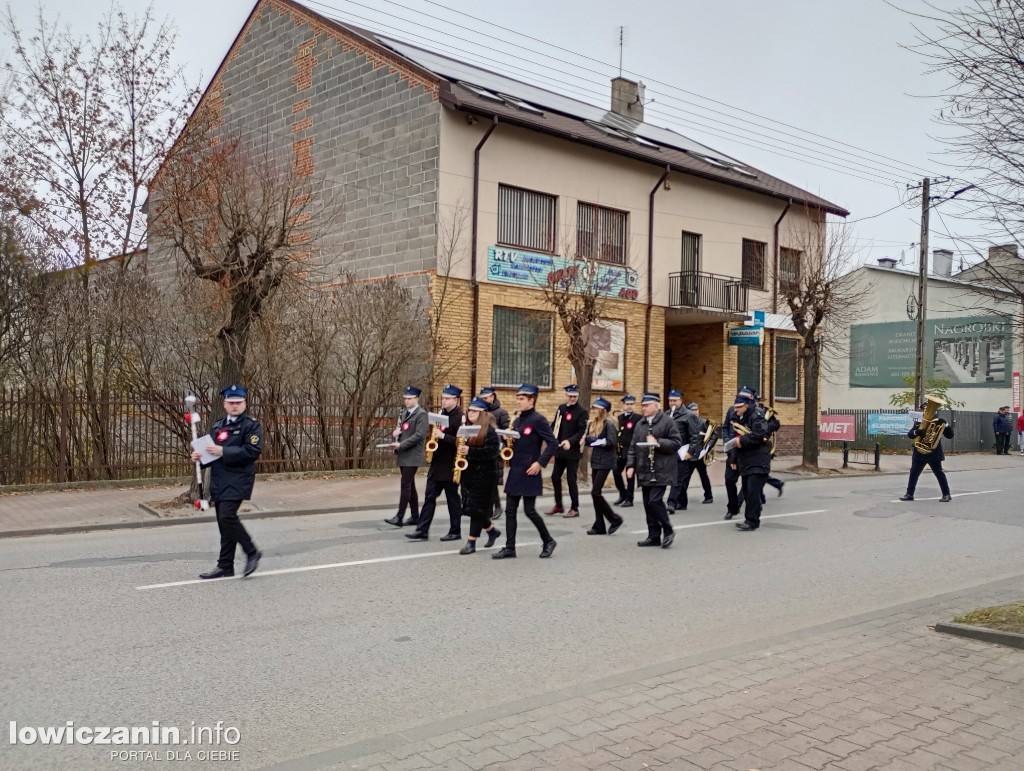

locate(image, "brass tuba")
[[913, 396, 946, 454], [700, 420, 720, 466], [764, 407, 778, 458]]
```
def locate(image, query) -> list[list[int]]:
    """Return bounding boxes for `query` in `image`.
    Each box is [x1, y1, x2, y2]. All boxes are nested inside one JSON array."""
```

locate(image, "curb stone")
[[934, 621, 1024, 650]]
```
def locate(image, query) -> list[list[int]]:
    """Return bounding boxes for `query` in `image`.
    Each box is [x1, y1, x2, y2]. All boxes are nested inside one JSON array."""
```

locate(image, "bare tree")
[[149, 112, 333, 391], [427, 201, 471, 401], [776, 208, 872, 470]]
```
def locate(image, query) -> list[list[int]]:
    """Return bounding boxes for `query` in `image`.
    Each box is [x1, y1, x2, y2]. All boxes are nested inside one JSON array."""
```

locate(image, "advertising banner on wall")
[[487, 246, 640, 300], [849, 315, 1011, 388]]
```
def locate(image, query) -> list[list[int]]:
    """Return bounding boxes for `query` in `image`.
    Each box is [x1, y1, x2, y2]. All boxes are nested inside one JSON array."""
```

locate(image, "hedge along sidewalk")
[[0, 451, 1018, 539]]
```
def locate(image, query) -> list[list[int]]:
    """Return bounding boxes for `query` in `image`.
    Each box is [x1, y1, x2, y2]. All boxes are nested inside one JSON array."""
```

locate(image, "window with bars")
[[742, 239, 766, 290], [775, 337, 799, 400], [497, 184, 557, 253], [491, 307, 553, 388], [779, 247, 801, 292], [737, 345, 762, 397], [577, 202, 628, 264]]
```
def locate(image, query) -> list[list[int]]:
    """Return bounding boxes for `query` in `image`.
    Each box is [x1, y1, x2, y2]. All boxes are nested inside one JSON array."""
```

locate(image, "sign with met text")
[[819, 414, 855, 441]]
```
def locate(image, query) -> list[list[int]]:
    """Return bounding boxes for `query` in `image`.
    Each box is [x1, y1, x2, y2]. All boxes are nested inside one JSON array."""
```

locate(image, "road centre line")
[[628, 509, 829, 535], [136, 508, 833, 591], [887, 489, 1001, 503]]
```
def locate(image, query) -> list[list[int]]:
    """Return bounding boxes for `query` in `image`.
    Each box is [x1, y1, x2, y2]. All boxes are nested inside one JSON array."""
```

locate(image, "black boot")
[[459, 540, 476, 555], [484, 528, 501, 548]]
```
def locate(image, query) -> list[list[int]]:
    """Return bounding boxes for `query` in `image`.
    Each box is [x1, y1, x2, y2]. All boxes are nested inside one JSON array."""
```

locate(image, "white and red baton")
[[184, 394, 210, 511]]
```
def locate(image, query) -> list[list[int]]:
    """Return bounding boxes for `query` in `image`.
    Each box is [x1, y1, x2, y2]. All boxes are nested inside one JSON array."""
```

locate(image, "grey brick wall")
[[147, 0, 440, 299]]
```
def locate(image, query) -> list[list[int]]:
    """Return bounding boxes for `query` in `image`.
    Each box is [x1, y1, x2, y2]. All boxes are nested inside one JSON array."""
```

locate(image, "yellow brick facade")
[[429, 275, 662, 416]]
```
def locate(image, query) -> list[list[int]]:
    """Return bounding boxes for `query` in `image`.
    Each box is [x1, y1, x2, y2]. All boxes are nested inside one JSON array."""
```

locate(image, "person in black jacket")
[[722, 388, 770, 531], [192, 384, 263, 579], [546, 384, 587, 518], [406, 384, 464, 542], [993, 406, 1012, 455], [480, 386, 510, 519], [626, 392, 682, 549], [585, 397, 623, 535], [899, 401, 954, 502], [721, 403, 743, 521], [612, 394, 638, 507], [666, 389, 701, 512], [493, 384, 558, 560], [455, 398, 502, 555]]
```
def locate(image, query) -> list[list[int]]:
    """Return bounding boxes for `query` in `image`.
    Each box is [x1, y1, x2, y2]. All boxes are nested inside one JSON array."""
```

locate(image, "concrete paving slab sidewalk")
[[0, 451, 1019, 538]]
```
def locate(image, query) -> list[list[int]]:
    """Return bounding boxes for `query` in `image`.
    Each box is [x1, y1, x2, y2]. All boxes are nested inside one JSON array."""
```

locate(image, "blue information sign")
[[867, 413, 911, 436]]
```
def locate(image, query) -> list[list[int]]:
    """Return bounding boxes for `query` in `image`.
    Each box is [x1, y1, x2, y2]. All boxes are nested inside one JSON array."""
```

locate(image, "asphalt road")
[[2, 467, 1023, 770]]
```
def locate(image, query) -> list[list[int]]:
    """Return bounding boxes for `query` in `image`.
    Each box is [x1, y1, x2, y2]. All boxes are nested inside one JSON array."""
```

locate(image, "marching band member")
[[384, 386, 428, 528], [899, 400, 954, 502], [666, 389, 701, 513], [406, 384, 464, 541], [585, 397, 623, 535], [546, 384, 586, 518], [721, 388, 770, 531], [613, 394, 637, 507], [479, 386, 510, 520], [626, 392, 681, 549], [455, 397, 502, 554], [493, 384, 558, 560], [686, 402, 714, 505]]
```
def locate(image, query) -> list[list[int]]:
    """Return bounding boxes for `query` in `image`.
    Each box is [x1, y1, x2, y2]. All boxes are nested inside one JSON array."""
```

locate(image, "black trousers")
[[995, 433, 1011, 454], [468, 505, 494, 539], [415, 478, 462, 536], [215, 499, 257, 570], [551, 457, 580, 509], [504, 495, 553, 550], [906, 452, 950, 497], [641, 484, 673, 540], [397, 466, 419, 521], [742, 473, 767, 527], [725, 462, 741, 515], [612, 457, 635, 502], [590, 468, 623, 533], [670, 460, 713, 509]]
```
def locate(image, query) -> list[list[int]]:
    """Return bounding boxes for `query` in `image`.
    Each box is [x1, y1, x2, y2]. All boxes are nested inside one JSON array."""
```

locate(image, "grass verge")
[[954, 602, 1024, 635]]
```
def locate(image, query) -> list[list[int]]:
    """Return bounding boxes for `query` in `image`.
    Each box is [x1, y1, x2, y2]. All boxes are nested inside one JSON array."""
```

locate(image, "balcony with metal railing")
[[668, 271, 749, 313]]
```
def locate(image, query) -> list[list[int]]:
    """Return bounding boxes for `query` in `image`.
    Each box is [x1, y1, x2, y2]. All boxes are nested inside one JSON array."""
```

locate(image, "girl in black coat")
[[456, 399, 502, 554], [586, 398, 624, 535]]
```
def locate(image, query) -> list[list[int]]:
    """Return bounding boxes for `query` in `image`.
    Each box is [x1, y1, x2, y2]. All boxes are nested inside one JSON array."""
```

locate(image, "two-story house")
[[147, 0, 847, 452]]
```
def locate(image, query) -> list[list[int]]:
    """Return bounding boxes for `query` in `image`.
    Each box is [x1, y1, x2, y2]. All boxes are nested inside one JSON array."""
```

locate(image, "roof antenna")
[[616, 26, 628, 77]]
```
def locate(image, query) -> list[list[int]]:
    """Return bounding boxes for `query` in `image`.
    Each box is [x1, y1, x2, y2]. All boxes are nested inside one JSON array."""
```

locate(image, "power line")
[[353, 0, 943, 180]]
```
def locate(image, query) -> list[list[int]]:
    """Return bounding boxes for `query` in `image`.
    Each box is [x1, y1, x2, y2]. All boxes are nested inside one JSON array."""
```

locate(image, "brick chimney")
[[988, 243, 1020, 261], [611, 77, 644, 122]]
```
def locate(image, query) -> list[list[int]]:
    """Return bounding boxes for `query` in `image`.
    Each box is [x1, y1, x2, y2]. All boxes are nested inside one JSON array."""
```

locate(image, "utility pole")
[[914, 177, 930, 406]]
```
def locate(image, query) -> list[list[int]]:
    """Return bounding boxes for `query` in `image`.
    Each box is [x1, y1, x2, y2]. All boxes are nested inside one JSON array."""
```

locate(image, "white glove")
[[723, 437, 740, 451]]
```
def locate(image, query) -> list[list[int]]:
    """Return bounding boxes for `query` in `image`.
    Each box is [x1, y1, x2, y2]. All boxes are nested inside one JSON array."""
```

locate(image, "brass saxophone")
[[500, 411, 519, 467], [453, 436, 469, 484], [425, 429, 439, 464], [700, 420, 720, 466], [764, 407, 778, 458], [914, 396, 946, 454]]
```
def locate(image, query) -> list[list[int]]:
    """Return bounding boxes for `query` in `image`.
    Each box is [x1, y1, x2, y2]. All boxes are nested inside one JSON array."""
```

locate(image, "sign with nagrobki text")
[[487, 247, 640, 300], [867, 413, 912, 436], [819, 414, 855, 441], [849, 315, 1012, 388], [729, 327, 764, 346]]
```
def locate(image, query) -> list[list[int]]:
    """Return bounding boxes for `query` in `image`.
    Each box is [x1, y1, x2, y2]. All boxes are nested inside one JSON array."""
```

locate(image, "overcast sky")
[[4, 0, 972, 270]]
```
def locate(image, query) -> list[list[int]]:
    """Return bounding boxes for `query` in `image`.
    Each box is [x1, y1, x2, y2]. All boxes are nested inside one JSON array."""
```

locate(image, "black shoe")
[[608, 519, 623, 535], [724, 511, 737, 520], [620, 501, 633, 508], [243, 550, 262, 577], [199, 567, 234, 579], [492, 547, 516, 559], [940, 495, 952, 502], [459, 541, 476, 555], [661, 532, 675, 549], [539, 540, 557, 558], [667, 506, 676, 515], [407, 519, 419, 529], [384, 516, 404, 527], [587, 528, 606, 535], [439, 533, 461, 542], [484, 528, 501, 548], [776, 482, 784, 497], [637, 538, 661, 547], [613, 497, 626, 505], [493, 505, 503, 520], [702, 498, 713, 504], [898, 494, 914, 502], [405, 532, 428, 541], [736, 522, 758, 531]]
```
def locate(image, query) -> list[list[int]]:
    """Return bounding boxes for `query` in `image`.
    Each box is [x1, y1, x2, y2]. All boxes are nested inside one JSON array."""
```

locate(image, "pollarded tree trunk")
[[801, 342, 821, 470]]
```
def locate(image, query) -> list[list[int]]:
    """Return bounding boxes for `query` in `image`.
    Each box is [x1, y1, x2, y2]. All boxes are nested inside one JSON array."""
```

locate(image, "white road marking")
[[628, 509, 829, 535], [135, 542, 539, 591], [888, 489, 1002, 503]]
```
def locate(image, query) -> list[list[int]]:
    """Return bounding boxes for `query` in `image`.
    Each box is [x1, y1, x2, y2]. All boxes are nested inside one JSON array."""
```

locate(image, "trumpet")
[[453, 437, 469, 483]]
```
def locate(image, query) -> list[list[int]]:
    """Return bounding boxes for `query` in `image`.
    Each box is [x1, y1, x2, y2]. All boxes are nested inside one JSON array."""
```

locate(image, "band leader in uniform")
[[385, 386, 429, 528]]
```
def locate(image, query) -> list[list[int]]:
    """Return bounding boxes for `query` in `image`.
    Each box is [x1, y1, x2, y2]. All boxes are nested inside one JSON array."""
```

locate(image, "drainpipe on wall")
[[769, 199, 792, 405], [469, 117, 498, 396], [645, 165, 671, 391]]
